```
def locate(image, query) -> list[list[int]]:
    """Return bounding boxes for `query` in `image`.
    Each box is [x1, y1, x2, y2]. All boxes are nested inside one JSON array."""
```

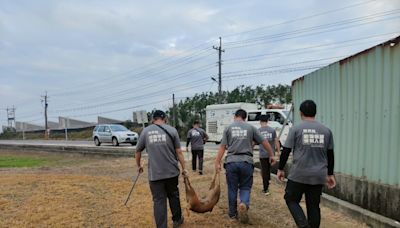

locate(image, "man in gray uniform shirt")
[[186, 120, 209, 175], [258, 114, 280, 196], [136, 110, 188, 228], [278, 100, 336, 228], [215, 109, 276, 223]]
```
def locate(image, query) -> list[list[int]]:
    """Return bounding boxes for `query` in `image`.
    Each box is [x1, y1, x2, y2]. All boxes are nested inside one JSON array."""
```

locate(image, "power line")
[[223, 0, 379, 38], [50, 47, 213, 97], [52, 33, 391, 111], [56, 62, 215, 105], [223, 65, 326, 80], [50, 9, 399, 100], [223, 32, 399, 63], [225, 9, 400, 46], [224, 12, 400, 49], [52, 11, 400, 105], [223, 56, 345, 75], [50, 66, 215, 112], [11, 4, 398, 120]]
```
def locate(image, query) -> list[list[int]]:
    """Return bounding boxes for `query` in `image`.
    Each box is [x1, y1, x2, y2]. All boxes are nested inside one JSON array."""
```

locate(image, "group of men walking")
[[135, 100, 336, 228]]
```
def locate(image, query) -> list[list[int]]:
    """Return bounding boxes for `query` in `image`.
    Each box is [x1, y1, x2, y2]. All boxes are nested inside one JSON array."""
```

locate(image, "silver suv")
[[93, 124, 138, 146]]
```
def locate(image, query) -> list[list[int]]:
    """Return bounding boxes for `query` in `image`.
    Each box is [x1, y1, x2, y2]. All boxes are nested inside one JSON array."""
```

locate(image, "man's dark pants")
[[191, 149, 204, 171], [259, 158, 271, 191], [149, 176, 182, 228], [225, 161, 254, 218], [284, 179, 323, 228]]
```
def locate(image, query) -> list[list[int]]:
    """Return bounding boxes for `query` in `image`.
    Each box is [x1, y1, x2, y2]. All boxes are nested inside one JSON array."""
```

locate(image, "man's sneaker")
[[199, 171, 203, 175], [263, 190, 271, 196], [228, 216, 238, 223], [238, 203, 249, 224], [173, 217, 184, 228]]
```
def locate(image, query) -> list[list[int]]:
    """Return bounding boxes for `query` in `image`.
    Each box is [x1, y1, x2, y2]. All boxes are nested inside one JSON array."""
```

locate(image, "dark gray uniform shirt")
[[221, 120, 265, 165], [284, 120, 334, 185], [136, 124, 181, 181], [259, 126, 276, 159], [187, 127, 207, 150]]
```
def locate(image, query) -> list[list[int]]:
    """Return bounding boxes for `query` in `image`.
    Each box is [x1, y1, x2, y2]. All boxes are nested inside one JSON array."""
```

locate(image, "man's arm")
[[275, 138, 281, 155], [136, 150, 143, 173], [186, 130, 191, 151], [214, 144, 226, 172], [186, 138, 190, 151], [261, 140, 276, 164], [326, 130, 336, 189], [204, 131, 209, 142], [326, 149, 336, 189], [327, 149, 334, 175], [277, 147, 291, 181], [261, 140, 273, 157]]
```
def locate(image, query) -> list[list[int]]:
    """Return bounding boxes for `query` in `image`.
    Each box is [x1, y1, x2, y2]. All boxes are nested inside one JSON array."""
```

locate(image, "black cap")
[[152, 110, 166, 119], [260, 114, 269, 122]]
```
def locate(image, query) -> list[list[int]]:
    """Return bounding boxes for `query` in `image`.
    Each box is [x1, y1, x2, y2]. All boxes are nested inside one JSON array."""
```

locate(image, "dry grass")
[[0, 151, 367, 227]]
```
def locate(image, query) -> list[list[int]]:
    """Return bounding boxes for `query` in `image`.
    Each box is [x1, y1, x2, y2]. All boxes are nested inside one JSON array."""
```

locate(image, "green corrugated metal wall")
[[292, 36, 400, 185]]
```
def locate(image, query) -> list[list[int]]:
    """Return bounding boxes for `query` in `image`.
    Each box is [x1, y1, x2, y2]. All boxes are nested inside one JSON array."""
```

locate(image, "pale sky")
[[1, 0, 399, 129]]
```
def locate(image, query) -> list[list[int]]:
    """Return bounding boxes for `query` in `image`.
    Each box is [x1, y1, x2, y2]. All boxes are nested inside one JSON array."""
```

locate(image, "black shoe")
[[173, 217, 184, 228], [199, 171, 203, 175]]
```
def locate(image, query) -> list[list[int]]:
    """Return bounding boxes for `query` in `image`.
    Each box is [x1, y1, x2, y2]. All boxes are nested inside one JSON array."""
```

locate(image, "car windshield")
[[110, 125, 128, 132]]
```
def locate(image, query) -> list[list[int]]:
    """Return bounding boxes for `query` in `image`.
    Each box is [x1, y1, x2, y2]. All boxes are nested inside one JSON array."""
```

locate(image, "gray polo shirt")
[[136, 124, 181, 181], [187, 127, 207, 150], [221, 120, 264, 165], [284, 120, 334, 185], [259, 126, 276, 159]]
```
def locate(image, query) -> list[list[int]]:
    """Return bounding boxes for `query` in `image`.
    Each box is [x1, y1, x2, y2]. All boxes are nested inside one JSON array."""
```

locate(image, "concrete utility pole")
[[213, 37, 225, 104], [172, 93, 177, 128], [41, 92, 49, 139], [6, 106, 16, 128], [65, 117, 69, 141]]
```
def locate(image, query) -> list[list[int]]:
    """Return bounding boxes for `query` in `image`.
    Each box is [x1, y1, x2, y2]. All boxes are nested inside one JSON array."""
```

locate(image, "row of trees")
[[167, 84, 291, 137]]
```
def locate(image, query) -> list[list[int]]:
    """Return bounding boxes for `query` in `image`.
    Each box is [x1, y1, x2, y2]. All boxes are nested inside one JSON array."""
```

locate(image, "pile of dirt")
[[0, 153, 367, 227]]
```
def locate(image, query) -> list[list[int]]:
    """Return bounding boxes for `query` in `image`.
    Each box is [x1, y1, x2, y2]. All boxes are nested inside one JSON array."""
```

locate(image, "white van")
[[206, 103, 292, 146]]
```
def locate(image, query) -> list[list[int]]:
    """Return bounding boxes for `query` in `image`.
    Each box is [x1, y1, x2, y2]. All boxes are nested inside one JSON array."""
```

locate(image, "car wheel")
[[94, 137, 101, 146], [112, 137, 119, 146]]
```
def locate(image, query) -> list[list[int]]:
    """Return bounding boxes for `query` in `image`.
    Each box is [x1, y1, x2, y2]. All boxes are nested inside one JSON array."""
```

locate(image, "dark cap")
[[152, 110, 166, 119]]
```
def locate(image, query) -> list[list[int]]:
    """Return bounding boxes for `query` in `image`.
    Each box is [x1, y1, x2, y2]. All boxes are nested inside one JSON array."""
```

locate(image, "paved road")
[[0, 139, 221, 150]]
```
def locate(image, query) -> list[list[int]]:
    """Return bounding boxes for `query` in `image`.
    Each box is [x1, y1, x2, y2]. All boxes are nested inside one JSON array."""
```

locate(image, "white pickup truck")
[[205, 103, 292, 146]]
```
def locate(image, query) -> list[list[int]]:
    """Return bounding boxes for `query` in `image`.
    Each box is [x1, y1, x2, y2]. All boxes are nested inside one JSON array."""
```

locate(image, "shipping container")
[[291, 35, 400, 221]]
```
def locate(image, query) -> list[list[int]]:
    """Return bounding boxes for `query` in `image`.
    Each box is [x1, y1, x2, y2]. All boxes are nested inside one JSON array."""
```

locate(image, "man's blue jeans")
[[225, 161, 254, 218]]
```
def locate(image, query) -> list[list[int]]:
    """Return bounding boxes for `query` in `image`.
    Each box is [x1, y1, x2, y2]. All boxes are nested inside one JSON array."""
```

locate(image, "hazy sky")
[[1, 0, 399, 129]]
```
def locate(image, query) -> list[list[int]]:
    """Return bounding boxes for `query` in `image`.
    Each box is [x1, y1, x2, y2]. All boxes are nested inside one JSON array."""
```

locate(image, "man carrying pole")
[[135, 110, 188, 228]]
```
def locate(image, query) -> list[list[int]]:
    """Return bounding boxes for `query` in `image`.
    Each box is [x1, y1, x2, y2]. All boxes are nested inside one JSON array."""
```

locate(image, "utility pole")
[[41, 92, 49, 139], [213, 37, 224, 104], [6, 106, 16, 128], [172, 94, 177, 128], [65, 117, 69, 141]]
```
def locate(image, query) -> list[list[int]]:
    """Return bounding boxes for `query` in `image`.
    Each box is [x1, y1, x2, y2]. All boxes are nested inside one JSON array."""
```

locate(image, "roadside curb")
[[254, 168, 400, 228], [0, 143, 135, 157]]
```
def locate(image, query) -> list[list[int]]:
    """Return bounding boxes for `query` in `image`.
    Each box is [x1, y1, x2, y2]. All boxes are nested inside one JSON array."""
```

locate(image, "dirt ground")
[[0, 151, 367, 228]]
